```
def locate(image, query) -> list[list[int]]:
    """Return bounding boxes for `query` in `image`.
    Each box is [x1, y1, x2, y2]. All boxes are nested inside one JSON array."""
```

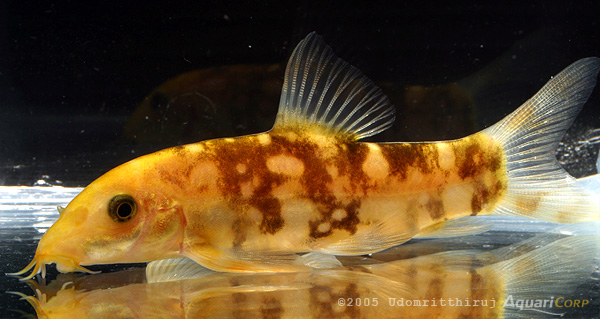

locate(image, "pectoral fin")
[[146, 258, 215, 283], [294, 252, 342, 269]]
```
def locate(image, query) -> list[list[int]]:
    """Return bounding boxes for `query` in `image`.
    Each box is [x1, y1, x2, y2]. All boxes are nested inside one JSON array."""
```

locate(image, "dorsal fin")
[[273, 32, 395, 141]]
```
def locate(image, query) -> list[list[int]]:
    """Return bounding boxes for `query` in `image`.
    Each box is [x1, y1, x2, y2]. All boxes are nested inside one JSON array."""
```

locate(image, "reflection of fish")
[[15, 233, 599, 319], [125, 28, 575, 146], [126, 64, 478, 145], [11, 33, 600, 278], [125, 63, 285, 145]]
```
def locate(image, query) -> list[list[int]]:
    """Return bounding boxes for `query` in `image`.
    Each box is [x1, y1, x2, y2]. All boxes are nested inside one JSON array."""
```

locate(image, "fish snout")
[[10, 251, 98, 280], [9, 228, 99, 280]]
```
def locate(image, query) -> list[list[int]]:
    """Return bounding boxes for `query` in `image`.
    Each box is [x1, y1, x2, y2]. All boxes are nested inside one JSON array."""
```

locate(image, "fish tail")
[[484, 57, 600, 223], [576, 135, 600, 197], [491, 235, 599, 318]]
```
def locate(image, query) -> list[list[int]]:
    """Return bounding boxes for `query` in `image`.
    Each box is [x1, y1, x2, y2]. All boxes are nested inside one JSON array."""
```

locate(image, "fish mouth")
[[8, 254, 99, 280]]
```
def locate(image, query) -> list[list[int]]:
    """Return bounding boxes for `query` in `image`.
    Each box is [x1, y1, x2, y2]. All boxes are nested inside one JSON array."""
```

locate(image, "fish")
[[13, 229, 600, 319], [11, 32, 600, 279]]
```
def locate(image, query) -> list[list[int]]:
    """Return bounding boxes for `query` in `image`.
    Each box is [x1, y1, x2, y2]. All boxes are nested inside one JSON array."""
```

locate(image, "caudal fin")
[[484, 57, 600, 223]]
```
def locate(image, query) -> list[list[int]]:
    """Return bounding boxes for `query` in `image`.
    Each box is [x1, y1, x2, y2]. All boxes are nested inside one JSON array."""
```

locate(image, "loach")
[[10, 33, 600, 279]]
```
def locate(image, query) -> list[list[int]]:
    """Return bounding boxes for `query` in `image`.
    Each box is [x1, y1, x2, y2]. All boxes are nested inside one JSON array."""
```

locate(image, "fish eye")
[[108, 194, 137, 222]]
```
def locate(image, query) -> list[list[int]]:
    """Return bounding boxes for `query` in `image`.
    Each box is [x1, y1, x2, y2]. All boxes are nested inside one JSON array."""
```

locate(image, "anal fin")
[[317, 219, 417, 256], [416, 216, 492, 238]]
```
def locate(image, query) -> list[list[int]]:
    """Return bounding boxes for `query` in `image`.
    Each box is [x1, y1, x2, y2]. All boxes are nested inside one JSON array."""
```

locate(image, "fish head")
[[16, 158, 187, 279]]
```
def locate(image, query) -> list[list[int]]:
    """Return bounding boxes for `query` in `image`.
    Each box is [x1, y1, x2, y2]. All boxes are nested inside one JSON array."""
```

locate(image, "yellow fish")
[[12, 32, 600, 279], [14, 233, 599, 319]]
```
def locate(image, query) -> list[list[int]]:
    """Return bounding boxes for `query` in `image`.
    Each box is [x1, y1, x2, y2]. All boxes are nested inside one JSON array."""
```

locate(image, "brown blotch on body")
[[426, 197, 445, 219], [271, 134, 346, 236], [309, 200, 362, 239], [253, 197, 284, 235], [455, 136, 504, 181], [211, 136, 288, 236], [158, 169, 187, 190], [332, 200, 361, 234], [171, 145, 188, 157], [283, 135, 334, 201], [309, 219, 332, 239], [488, 152, 502, 172], [336, 143, 372, 194], [472, 178, 506, 216], [450, 135, 507, 216], [471, 196, 483, 216], [267, 134, 367, 240], [457, 144, 485, 180], [156, 146, 196, 189], [381, 143, 439, 180], [470, 183, 489, 216]]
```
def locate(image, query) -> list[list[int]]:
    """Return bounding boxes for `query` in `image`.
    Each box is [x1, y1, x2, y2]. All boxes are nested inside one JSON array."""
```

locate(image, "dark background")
[[0, 0, 599, 186], [0, 2, 599, 318]]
